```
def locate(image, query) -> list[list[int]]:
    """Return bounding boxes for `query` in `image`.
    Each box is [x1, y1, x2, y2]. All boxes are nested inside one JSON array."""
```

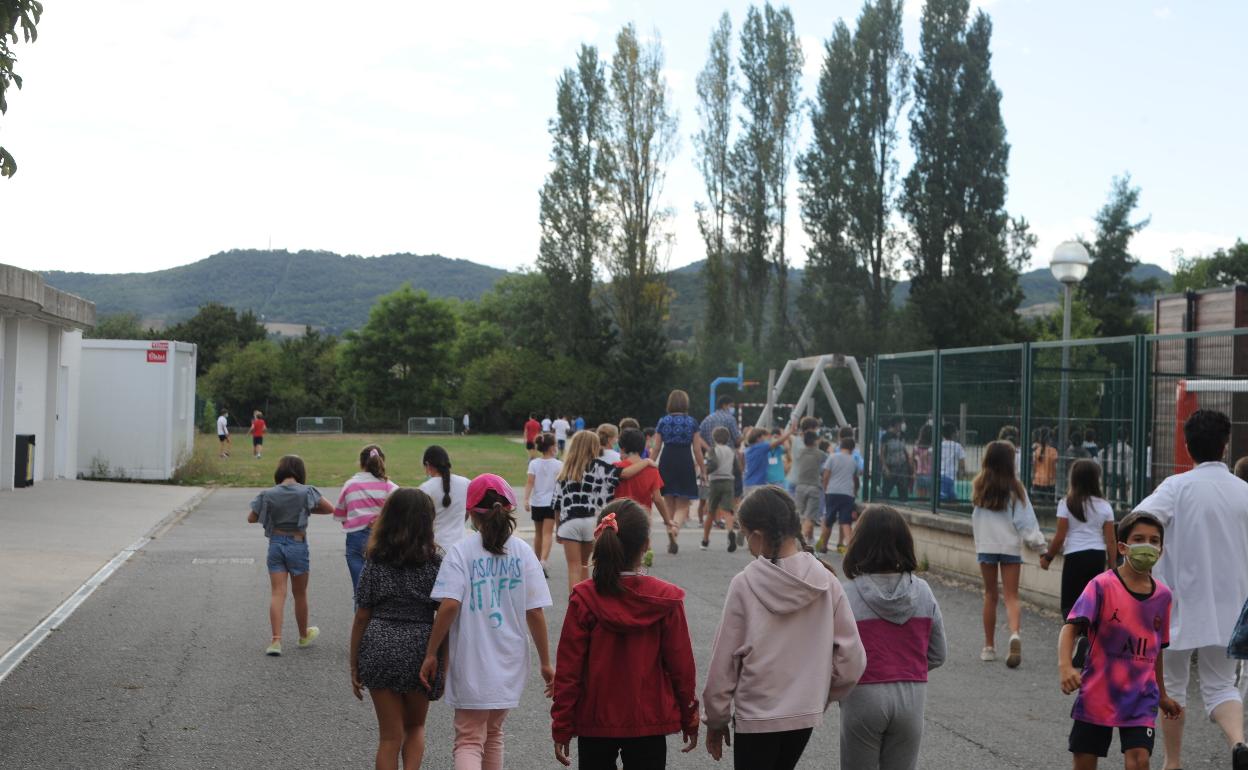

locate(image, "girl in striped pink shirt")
[[335, 445, 399, 592]]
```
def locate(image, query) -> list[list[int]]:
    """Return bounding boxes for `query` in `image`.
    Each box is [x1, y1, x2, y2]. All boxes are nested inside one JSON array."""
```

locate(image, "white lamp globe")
[[1051, 240, 1091, 285]]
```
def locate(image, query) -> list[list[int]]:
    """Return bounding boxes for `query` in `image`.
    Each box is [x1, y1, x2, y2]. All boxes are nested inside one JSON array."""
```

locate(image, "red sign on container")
[[147, 350, 168, 363]]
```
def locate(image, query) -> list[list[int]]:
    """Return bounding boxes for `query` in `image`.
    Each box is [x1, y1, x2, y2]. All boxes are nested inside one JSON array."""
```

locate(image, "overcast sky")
[[1, 0, 1243, 277]]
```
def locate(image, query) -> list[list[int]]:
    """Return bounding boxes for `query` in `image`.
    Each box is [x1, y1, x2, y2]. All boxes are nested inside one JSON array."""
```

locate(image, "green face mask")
[[1125, 543, 1160, 572]]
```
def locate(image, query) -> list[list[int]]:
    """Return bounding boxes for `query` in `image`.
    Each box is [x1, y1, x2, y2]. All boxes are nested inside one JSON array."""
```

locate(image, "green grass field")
[[178, 433, 530, 490]]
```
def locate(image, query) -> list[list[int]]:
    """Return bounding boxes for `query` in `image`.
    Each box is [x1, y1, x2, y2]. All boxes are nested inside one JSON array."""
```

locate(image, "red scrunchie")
[[594, 512, 619, 537]]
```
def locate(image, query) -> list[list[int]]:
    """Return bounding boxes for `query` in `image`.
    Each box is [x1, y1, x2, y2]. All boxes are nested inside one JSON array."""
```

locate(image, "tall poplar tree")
[[902, 0, 1021, 347], [731, 3, 803, 351], [536, 45, 612, 362], [694, 13, 738, 366], [799, 0, 908, 356], [601, 24, 678, 416]]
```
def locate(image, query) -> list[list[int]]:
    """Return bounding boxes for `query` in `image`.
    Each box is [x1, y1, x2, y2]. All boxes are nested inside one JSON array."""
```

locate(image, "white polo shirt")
[[1133, 461, 1248, 650]]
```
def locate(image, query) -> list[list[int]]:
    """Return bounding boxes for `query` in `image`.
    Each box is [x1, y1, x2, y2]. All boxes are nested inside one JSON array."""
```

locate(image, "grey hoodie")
[[843, 573, 946, 684], [703, 552, 868, 733]]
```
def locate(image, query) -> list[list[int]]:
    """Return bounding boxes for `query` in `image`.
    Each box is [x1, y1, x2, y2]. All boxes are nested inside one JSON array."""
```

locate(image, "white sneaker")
[[980, 646, 996, 662], [1006, 633, 1022, 668]]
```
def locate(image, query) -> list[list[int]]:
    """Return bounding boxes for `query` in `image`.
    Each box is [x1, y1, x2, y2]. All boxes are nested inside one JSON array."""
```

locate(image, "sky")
[[1, 0, 1244, 277]]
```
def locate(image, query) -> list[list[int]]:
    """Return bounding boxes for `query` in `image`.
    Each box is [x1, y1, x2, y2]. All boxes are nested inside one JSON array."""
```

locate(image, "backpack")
[[884, 435, 909, 472]]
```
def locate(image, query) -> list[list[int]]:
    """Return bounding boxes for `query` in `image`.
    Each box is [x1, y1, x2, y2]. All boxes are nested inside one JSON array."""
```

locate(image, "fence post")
[[931, 351, 943, 514], [1020, 342, 1033, 491], [865, 357, 877, 503], [1131, 334, 1148, 506]]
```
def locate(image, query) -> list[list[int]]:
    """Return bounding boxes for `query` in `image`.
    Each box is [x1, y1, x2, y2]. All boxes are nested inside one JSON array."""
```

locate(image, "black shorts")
[[531, 505, 555, 522], [218, 434, 228, 443], [525, 441, 536, 450], [253, 436, 263, 446], [1068, 720, 1155, 757]]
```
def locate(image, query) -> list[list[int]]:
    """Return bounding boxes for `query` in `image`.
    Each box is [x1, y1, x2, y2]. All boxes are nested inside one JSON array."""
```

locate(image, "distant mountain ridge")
[[43, 250, 1172, 339]]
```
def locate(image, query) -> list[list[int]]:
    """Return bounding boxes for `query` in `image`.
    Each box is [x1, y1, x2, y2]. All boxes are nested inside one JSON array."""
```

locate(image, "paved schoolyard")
[[0, 487, 1239, 768]]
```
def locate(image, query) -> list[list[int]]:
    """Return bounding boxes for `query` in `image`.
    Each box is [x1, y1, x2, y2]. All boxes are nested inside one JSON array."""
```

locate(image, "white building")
[[0, 264, 94, 490], [77, 339, 197, 480]]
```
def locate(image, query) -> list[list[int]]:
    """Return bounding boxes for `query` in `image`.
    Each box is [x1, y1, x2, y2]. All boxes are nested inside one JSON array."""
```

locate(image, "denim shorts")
[[977, 552, 1022, 565], [268, 535, 310, 575]]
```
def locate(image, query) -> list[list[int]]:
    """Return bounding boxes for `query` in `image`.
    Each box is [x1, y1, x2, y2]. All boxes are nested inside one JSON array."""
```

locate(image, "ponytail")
[[737, 485, 802, 565], [474, 490, 517, 555], [422, 445, 453, 508], [360, 444, 387, 480], [591, 500, 649, 596]]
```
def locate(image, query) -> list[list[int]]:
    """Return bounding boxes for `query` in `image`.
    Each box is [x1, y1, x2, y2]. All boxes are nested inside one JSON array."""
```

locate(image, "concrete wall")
[[899, 508, 1062, 610], [78, 340, 197, 480], [0, 318, 83, 489]]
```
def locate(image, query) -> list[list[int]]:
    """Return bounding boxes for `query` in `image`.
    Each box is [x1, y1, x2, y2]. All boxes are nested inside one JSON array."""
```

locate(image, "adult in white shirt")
[[551, 416, 571, 453], [1133, 409, 1248, 769], [216, 411, 231, 458], [418, 445, 471, 551], [462, 412, 471, 435]]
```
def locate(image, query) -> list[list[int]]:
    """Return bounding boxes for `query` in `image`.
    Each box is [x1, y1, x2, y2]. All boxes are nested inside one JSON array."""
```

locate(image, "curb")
[[0, 486, 215, 687]]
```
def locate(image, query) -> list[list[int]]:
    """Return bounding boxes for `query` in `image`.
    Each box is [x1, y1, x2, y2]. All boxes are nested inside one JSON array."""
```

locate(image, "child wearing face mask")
[[702, 485, 866, 770], [1058, 512, 1182, 770]]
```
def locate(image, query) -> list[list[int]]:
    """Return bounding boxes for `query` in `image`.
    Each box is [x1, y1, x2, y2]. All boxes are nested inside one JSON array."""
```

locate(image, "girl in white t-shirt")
[[420, 474, 554, 770], [523, 433, 562, 575], [1038, 459, 1116, 617], [418, 446, 471, 552]]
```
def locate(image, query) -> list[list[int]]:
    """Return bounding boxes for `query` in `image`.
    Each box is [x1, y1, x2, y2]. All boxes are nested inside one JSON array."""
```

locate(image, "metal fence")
[[867, 328, 1248, 527]]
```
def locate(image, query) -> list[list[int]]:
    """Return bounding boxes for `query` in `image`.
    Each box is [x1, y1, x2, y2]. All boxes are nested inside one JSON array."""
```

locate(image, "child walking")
[[820, 437, 860, 554], [703, 486, 867, 770], [1039, 459, 1117, 618], [971, 440, 1046, 668], [702, 426, 739, 552], [335, 445, 399, 592], [1058, 512, 1181, 769], [613, 428, 679, 559], [840, 505, 947, 770], [554, 430, 654, 595], [419, 474, 554, 770], [246, 455, 334, 655], [551, 500, 700, 768], [791, 431, 827, 544], [349, 488, 446, 770], [742, 424, 795, 499], [418, 446, 471, 551], [524, 433, 562, 576]]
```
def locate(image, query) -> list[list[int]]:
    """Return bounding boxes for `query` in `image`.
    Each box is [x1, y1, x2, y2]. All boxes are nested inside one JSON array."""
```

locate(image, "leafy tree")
[[799, 0, 909, 356], [1171, 240, 1248, 292], [601, 23, 678, 339], [797, 21, 861, 355], [275, 328, 343, 423], [731, 4, 803, 352], [902, 0, 1022, 348], [165, 302, 266, 376], [1028, 297, 1111, 426], [0, 0, 41, 177], [1078, 175, 1159, 336], [201, 340, 284, 424], [339, 285, 457, 420], [537, 45, 613, 362], [87, 313, 152, 340], [693, 13, 738, 368]]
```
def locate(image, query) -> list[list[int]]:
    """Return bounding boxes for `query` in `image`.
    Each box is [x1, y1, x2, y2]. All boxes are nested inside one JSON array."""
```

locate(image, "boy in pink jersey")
[[1058, 511, 1182, 769]]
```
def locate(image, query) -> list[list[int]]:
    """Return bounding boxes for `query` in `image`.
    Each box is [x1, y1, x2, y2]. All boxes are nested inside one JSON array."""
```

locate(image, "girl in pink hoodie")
[[703, 485, 867, 769]]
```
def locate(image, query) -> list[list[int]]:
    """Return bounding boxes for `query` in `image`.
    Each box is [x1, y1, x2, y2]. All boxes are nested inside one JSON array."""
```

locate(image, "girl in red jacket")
[[551, 499, 700, 768]]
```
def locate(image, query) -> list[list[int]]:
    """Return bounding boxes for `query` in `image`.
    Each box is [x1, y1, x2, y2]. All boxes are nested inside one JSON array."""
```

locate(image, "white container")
[[78, 340, 197, 481]]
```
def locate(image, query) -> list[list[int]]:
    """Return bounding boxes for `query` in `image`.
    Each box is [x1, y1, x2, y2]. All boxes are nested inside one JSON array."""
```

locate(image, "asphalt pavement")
[[0, 487, 1239, 769]]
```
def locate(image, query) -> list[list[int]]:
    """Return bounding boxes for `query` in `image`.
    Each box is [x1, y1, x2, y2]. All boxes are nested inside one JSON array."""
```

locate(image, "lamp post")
[[1051, 240, 1090, 496]]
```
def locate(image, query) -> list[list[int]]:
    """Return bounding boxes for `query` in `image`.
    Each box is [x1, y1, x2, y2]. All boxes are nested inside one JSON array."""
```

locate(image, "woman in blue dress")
[[652, 389, 708, 552]]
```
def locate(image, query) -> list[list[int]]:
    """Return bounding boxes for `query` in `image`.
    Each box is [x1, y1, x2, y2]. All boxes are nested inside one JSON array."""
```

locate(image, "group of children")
[[242, 415, 1191, 770]]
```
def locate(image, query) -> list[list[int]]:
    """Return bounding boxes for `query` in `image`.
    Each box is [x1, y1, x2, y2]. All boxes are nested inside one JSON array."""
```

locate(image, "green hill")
[[44, 250, 1172, 339], [43, 250, 509, 334]]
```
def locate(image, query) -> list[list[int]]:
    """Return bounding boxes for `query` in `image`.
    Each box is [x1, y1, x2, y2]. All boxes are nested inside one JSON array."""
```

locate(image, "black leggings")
[[733, 728, 813, 770], [1061, 549, 1108, 618], [577, 735, 666, 770]]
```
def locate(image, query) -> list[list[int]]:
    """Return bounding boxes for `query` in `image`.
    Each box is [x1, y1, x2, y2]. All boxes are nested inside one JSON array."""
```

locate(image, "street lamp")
[[1052, 240, 1090, 496]]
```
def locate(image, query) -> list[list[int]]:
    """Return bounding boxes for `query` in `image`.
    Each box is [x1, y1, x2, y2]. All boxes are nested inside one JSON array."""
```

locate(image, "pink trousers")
[[453, 708, 509, 770]]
